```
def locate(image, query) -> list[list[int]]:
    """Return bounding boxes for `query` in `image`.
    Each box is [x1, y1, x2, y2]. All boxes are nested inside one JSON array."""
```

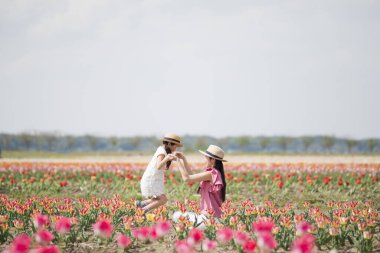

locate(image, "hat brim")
[[162, 139, 183, 147], [199, 150, 228, 162]]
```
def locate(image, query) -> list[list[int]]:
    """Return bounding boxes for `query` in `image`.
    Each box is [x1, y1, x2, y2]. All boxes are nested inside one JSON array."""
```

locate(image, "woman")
[[173, 145, 227, 227], [137, 134, 183, 212]]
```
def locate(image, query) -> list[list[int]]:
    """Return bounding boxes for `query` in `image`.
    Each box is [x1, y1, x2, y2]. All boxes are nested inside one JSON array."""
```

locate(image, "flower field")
[[0, 161, 379, 252]]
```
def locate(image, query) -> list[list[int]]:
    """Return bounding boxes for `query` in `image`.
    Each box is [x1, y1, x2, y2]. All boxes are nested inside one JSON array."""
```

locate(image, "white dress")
[[140, 146, 167, 198]]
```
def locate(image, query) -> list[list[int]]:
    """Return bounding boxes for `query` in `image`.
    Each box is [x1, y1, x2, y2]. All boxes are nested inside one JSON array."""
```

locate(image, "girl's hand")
[[166, 154, 178, 161]]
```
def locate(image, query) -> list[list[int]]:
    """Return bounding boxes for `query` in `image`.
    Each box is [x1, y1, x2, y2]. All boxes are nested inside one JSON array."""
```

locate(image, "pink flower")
[[132, 227, 150, 240], [291, 234, 315, 253], [257, 232, 277, 251], [234, 231, 249, 245], [55, 217, 71, 234], [216, 228, 234, 243], [33, 214, 49, 229], [30, 245, 60, 253], [117, 234, 132, 248], [252, 218, 275, 235], [5, 233, 31, 253], [154, 221, 171, 237], [243, 240, 257, 253], [93, 220, 113, 238], [202, 239, 217, 251], [175, 240, 194, 253], [187, 228, 204, 245], [35, 230, 54, 244], [296, 221, 311, 236], [149, 227, 159, 240]]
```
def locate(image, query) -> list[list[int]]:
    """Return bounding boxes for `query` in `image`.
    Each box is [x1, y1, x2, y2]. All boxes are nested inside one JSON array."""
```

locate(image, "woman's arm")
[[179, 155, 192, 175], [156, 154, 176, 170], [178, 160, 212, 183]]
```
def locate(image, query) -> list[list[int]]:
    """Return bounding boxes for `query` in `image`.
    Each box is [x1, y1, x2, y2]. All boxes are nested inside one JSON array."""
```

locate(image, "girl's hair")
[[163, 141, 172, 169], [197, 159, 227, 202]]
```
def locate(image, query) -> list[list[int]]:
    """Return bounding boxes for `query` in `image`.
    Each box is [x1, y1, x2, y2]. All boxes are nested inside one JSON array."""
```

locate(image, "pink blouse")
[[199, 167, 224, 218]]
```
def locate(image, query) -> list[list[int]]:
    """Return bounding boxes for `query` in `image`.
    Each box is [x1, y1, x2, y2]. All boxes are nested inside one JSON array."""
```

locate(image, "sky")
[[1, 0, 379, 139]]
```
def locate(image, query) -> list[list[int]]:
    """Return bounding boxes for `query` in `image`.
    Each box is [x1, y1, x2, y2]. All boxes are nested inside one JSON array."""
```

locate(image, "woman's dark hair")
[[163, 141, 172, 169], [197, 159, 227, 202]]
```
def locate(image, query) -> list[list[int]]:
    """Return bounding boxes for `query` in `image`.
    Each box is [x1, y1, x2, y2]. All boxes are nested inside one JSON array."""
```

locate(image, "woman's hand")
[[174, 152, 186, 160]]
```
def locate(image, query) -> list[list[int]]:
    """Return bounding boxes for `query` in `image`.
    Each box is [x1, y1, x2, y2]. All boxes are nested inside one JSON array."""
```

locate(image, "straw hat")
[[162, 134, 183, 147], [199, 145, 227, 162]]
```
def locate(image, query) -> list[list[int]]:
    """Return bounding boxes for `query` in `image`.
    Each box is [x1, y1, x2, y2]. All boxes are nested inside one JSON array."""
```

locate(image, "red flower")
[[117, 234, 132, 248], [175, 239, 194, 253], [55, 217, 71, 234], [93, 220, 113, 238], [257, 232, 277, 251], [291, 234, 315, 253], [252, 218, 275, 235], [296, 221, 311, 236], [33, 214, 49, 229], [243, 240, 257, 253], [154, 221, 171, 237], [187, 228, 204, 245], [31, 245, 60, 253], [59, 181, 68, 187], [132, 227, 150, 240], [234, 231, 249, 245], [202, 239, 217, 251], [5, 233, 31, 253], [35, 230, 54, 244], [216, 227, 234, 244], [149, 227, 159, 240]]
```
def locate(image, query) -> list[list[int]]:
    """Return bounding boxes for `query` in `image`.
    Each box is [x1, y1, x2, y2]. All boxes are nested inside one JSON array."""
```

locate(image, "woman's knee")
[[159, 195, 168, 204]]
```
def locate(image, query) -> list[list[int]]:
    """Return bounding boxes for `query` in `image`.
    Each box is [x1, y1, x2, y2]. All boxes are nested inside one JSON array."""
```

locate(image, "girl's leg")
[[143, 194, 167, 212], [135, 198, 154, 208]]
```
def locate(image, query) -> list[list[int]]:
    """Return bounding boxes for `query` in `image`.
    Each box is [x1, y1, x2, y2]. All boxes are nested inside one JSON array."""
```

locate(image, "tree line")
[[0, 133, 379, 154]]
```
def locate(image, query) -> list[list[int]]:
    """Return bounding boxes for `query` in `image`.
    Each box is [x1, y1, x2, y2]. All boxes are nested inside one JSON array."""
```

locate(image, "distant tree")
[[19, 132, 33, 150], [0, 135, 10, 150], [259, 137, 270, 152], [34, 135, 46, 151], [151, 136, 162, 147], [367, 139, 378, 153], [346, 139, 358, 153], [66, 136, 77, 151], [194, 138, 208, 150], [322, 136, 335, 153], [85, 135, 98, 151], [129, 137, 142, 149], [45, 134, 58, 151], [278, 137, 292, 152], [110, 137, 119, 150], [238, 136, 250, 150], [302, 136, 313, 152]]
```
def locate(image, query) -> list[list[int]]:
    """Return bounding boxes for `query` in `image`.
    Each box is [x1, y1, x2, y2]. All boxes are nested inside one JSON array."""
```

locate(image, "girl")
[[136, 134, 183, 212], [174, 145, 227, 226]]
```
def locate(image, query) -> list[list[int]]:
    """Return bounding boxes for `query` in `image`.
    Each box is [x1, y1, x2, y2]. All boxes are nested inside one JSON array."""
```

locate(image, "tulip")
[[93, 220, 113, 239], [117, 234, 132, 248], [216, 227, 234, 243], [35, 230, 54, 244]]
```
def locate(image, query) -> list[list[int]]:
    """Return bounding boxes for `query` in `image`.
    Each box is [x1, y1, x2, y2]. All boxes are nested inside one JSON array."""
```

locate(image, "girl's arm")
[[178, 160, 212, 183], [156, 154, 176, 170]]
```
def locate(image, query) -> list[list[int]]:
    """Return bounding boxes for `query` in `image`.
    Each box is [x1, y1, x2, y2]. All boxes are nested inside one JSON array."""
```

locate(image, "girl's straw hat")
[[199, 145, 227, 162], [162, 134, 183, 147]]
